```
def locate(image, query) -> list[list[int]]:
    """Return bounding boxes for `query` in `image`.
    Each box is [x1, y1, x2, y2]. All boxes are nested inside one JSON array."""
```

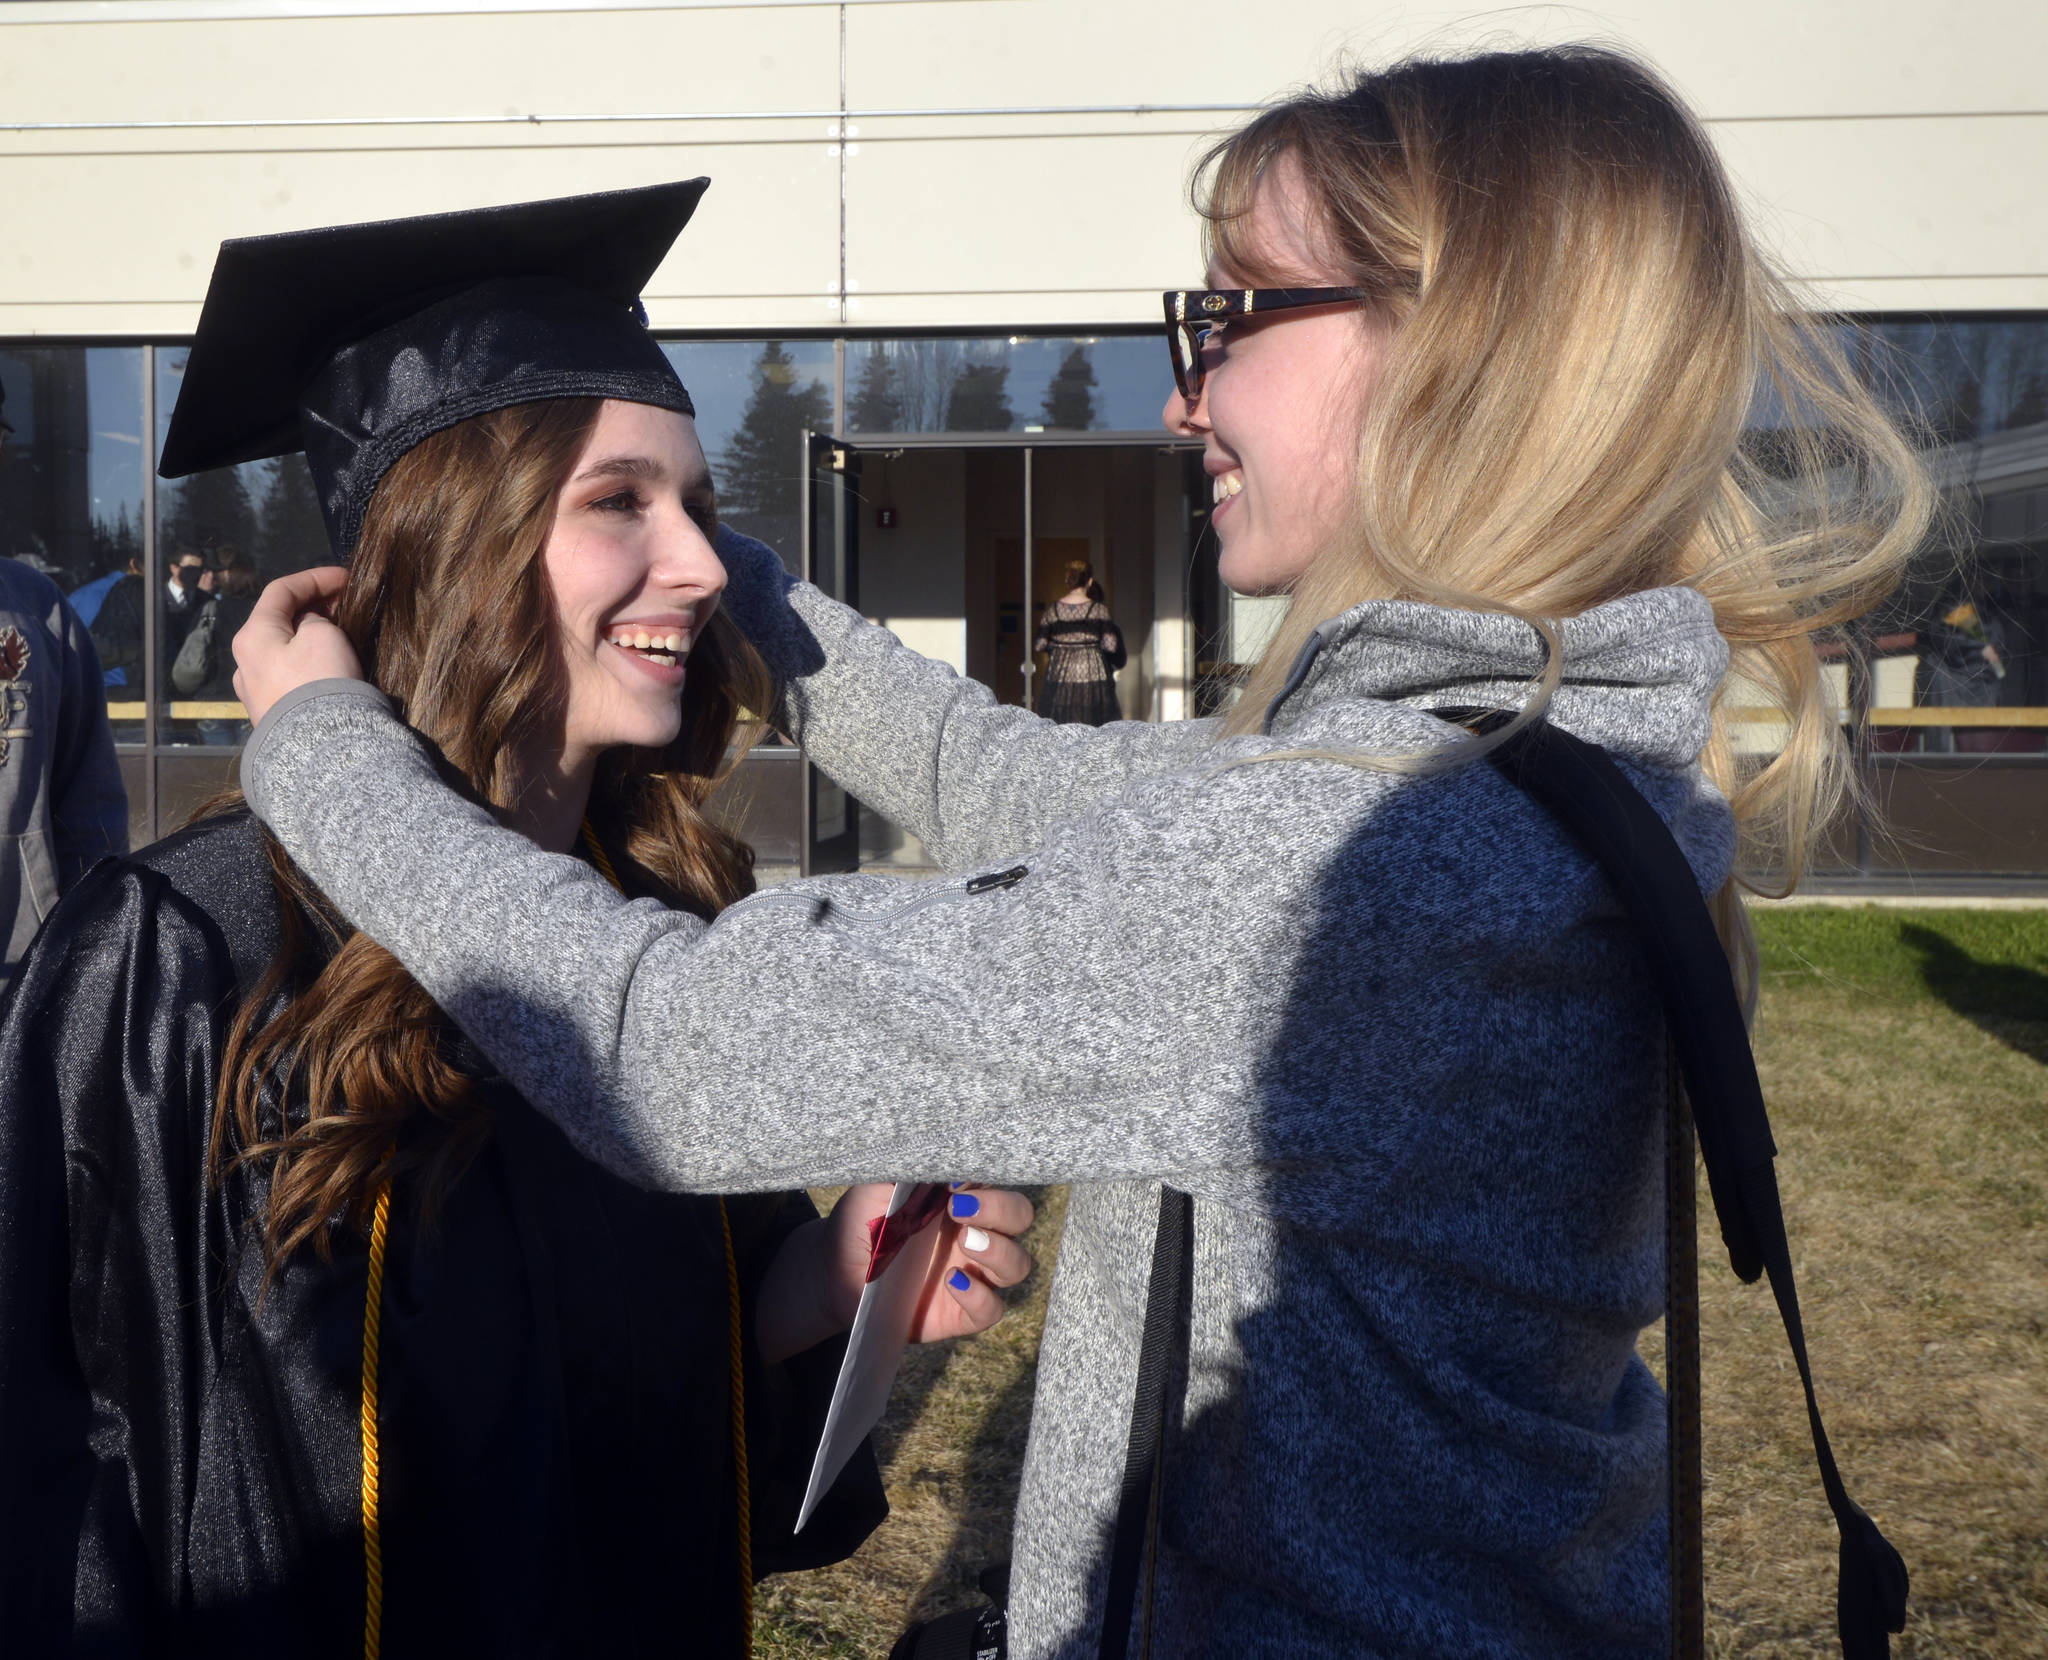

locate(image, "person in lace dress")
[[1033, 558, 1123, 725]]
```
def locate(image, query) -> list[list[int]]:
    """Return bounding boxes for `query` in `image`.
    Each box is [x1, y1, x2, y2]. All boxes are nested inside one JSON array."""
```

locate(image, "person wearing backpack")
[[171, 545, 262, 743], [228, 46, 1927, 1660]]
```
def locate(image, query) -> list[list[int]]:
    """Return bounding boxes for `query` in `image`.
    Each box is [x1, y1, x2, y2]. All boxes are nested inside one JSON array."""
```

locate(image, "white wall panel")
[[843, 120, 1221, 326], [2, 0, 2045, 331], [0, 129, 841, 331], [1714, 115, 2048, 309], [0, 7, 839, 124], [0, 2, 844, 329], [846, 0, 2047, 119]]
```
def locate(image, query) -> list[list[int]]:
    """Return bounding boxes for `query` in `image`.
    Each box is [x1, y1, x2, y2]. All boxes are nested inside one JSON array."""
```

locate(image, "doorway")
[[720, 431, 1204, 877]]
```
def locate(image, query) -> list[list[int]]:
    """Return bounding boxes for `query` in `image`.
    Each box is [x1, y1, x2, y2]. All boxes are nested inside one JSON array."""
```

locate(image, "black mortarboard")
[[158, 180, 706, 555]]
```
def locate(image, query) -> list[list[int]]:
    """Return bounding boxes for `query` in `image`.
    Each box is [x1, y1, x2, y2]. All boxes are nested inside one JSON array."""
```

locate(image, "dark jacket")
[[0, 811, 884, 1655]]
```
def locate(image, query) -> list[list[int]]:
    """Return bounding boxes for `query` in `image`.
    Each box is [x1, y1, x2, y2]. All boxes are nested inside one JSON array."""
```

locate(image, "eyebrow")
[[573, 453, 715, 494]]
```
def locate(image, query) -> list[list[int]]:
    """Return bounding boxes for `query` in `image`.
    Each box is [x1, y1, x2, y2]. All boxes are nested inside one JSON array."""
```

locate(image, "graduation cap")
[[158, 179, 707, 556]]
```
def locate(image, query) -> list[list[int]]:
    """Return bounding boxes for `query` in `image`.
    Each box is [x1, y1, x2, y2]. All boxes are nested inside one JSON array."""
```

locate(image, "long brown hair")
[[210, 397, 770, 1267], [1195, 47, 1932, 1004]]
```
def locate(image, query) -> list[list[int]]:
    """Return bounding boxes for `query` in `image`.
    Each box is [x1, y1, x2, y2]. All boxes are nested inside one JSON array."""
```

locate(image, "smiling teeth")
[[608, 629, 688, 657], [1212, 474, 1243, 504]]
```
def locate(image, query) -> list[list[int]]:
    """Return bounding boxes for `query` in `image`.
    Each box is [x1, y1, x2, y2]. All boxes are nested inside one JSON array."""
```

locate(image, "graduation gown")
[[0, 811, 884, 1656]]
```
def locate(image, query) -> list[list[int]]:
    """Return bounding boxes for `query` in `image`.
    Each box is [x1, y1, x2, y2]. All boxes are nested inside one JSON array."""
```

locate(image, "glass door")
[[799, 432, 862, 874]]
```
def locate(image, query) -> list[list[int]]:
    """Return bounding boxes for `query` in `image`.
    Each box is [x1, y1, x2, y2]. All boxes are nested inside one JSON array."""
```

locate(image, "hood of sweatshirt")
[[1262, 584, 1731, 772]]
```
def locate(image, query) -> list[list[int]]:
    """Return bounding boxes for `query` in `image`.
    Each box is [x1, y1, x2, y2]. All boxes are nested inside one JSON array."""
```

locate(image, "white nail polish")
[[964, 1227, 991, 1252]]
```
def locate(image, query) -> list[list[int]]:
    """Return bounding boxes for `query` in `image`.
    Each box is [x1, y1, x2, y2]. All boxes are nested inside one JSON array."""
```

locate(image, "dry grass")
[[754, 1186, 1068, 1660], [754, 910, 2048, 1658]]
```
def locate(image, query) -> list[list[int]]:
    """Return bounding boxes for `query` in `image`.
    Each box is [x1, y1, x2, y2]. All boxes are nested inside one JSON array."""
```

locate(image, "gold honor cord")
[[361, 1171, 394, 1660], [581, 822, 754, 1651]]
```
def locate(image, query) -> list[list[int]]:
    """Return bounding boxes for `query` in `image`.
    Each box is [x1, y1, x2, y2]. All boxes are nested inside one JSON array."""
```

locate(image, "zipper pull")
[[964, 864, 1028, 896]]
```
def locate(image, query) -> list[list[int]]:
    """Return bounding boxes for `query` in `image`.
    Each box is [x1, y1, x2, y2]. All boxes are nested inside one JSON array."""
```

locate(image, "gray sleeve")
[[237, 686, 1337, 1197], [716, 528, 1217, 870]]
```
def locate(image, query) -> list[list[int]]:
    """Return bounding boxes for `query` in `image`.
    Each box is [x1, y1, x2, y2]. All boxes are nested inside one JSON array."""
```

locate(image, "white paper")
[[795, 1181, 951, 1532]]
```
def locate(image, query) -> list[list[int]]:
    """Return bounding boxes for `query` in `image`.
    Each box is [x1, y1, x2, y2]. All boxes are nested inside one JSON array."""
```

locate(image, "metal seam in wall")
[[9, 106, 2048, 135], [0, 0, 909, 24], [838, 2, 848, 331], [0, 104, 1265, 135]]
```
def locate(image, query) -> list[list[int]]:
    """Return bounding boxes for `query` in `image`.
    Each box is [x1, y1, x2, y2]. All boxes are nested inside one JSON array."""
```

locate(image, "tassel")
[[1837, 1503, 1909, 1658]]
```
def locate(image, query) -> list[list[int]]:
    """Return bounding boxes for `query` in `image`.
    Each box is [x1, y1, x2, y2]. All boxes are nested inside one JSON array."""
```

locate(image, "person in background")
[[1919, 595, 2008, 753], [1031, 557, 1124, 725], [176, 544, 261, 744], [84, 552, 146, 693], [162, 548, 210, 687], [0, 553, 127, 989]]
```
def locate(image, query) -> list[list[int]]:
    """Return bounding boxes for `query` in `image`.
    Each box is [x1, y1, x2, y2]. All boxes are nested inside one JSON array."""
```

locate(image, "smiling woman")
[[0, 184, 1043, 1656]]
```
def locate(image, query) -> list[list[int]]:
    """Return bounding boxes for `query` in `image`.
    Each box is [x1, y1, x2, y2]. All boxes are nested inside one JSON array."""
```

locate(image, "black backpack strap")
[[1663, 1047, 1706, 1659], [1100, 1184, 1193, 1660], [1448, 708, 1908, 1659]]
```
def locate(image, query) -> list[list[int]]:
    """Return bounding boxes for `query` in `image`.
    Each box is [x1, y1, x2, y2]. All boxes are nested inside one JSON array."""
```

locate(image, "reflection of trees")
[[848, 347, 904, 432], [720, 341, 832, 520], [1860, 320, 2048, 446], [884, 341, 963, 432], [0, 350, 93, 585], [1040, 346, 1098, 430], [88, 504, 141, 579], [258, 454, 331, 575], [944, 363, 1013, 432], [162, 465, 259, 564], [847, 341, 1023, 433]]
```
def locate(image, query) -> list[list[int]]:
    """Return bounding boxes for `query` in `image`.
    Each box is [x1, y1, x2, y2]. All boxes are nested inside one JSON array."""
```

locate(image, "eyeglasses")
[[1163, 287, 1372, 402]]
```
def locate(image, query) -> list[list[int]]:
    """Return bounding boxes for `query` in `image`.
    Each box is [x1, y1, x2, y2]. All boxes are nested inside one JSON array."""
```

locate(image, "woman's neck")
[[505, 748, 599, 854]]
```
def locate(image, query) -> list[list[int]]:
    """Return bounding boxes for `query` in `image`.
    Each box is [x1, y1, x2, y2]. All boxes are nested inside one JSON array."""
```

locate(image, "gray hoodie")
[[0, 558, 126, 988], [240, 535, 1734, 1660]]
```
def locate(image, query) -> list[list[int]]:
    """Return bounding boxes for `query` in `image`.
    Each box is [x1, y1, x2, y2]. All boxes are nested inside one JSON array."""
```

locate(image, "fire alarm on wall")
[[877, 506, 898, 528]]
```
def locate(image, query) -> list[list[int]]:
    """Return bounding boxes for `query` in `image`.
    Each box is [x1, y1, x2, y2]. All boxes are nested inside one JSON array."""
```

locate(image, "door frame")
[[833, 430, 1200, 710]]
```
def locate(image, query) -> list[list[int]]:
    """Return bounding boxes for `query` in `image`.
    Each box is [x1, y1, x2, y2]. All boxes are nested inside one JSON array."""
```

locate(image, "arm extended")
[[238, 683, 1334, 1196], [716, 530, 1212, 870]]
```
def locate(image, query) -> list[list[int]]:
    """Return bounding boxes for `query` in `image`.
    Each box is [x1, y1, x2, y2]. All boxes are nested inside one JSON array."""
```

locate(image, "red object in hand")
[[862, 1185, 948, 1283]]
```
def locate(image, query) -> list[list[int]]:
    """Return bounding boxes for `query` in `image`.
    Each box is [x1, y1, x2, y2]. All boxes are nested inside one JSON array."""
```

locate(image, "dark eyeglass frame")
[[1163, 286, 1372, 401]]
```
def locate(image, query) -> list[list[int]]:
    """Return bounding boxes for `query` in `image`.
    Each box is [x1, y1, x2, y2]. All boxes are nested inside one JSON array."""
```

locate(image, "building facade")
[[2, 0, 2043, 882]]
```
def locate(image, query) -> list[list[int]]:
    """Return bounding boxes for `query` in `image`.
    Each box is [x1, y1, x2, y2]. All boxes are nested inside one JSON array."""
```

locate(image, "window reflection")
[[844, 335, 1170, 436], [661, 339, 835, 569], [153, 351, 333, 745], [1733, 318, 2048, 762], [0, 347, 146, 741], [1856, 319, 2048, 756]]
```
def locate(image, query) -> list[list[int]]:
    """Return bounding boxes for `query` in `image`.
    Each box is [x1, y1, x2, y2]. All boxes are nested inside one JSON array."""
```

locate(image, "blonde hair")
[[1197, 46, 1932, 1001]]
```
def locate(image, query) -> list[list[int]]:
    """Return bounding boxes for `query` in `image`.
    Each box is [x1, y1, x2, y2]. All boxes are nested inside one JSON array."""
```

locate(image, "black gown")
[[0, 811, 885, 1656]]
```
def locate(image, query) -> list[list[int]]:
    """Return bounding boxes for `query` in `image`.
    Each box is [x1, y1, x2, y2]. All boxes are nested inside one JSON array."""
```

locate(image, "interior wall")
[[860, 448, 966, 673], [1151, 451, 1191, 722], [963, 449, 1024, 705]]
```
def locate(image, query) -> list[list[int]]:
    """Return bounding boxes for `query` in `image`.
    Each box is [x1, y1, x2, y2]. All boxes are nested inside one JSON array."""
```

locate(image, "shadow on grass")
[[900, 1360, 1038, 1629], [1900, 924, 2048, 1066]]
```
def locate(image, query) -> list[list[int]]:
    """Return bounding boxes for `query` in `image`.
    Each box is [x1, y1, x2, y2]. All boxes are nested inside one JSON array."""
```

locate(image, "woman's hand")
[[755, 1184, 1036, 1364], [231, 565, 362, 725]]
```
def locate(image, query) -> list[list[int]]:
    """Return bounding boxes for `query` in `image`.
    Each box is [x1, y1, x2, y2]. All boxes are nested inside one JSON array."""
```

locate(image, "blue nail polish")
[[948, 1269, 972, 1292], [949, 1180, 968, 1191], [949, 1192, 981, 1220]]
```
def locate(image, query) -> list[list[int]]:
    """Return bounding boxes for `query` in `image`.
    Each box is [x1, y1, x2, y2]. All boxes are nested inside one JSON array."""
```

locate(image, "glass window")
[[661, 339, 836, 570], [153, 350, 333, 749], [1855, 318, 2048, 757], [0, 346, 146, 741], [844, 335, 1172, 438]]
